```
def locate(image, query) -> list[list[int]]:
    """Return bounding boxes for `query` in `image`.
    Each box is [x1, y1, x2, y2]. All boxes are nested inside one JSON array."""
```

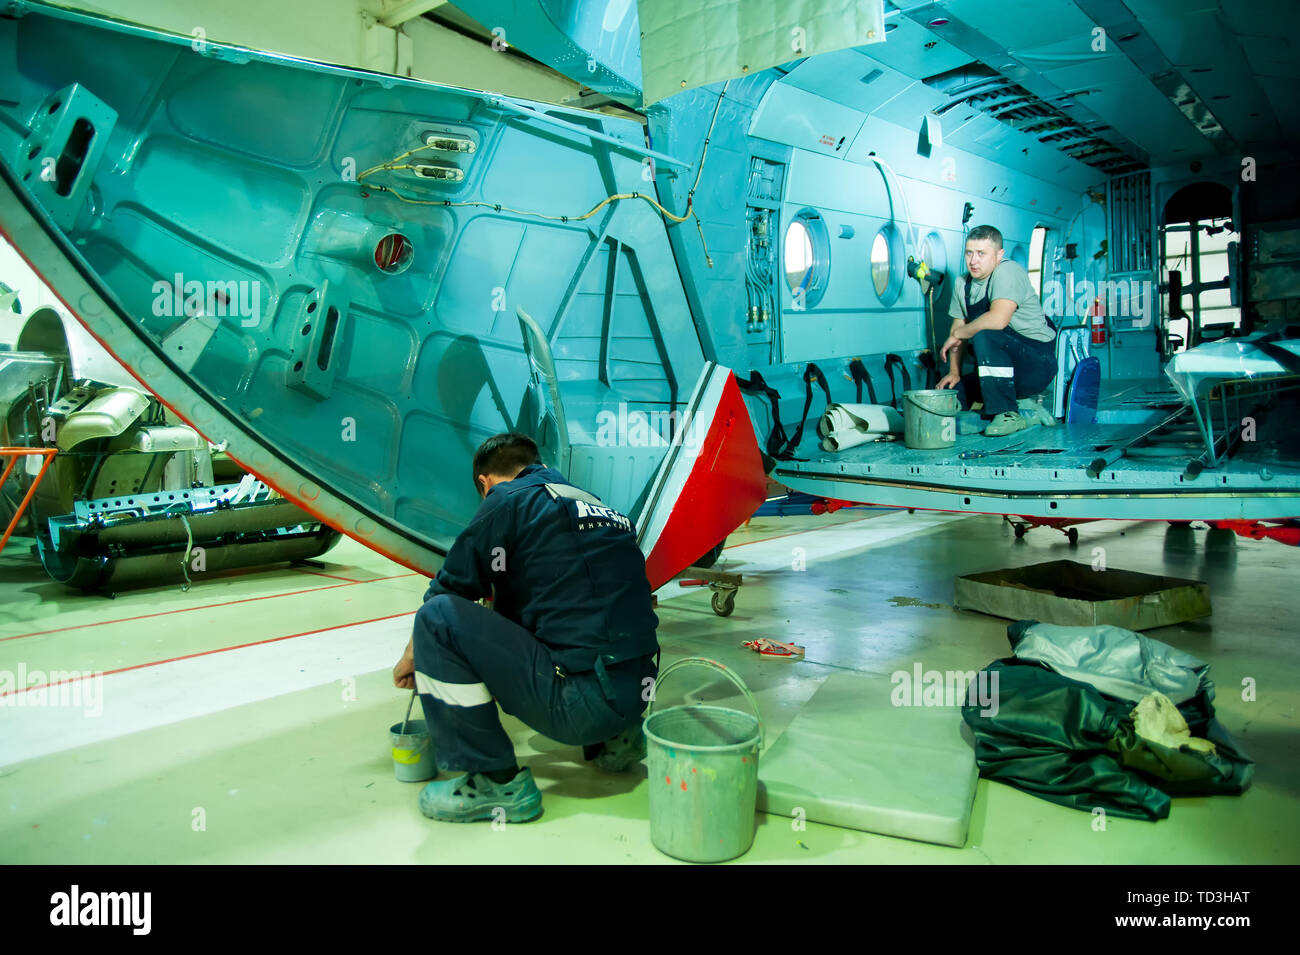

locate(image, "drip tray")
[[954, 560, 1211, 630]]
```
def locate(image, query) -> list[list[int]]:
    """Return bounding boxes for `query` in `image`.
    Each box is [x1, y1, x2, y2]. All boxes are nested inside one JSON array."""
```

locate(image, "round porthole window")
[[921, 230, 947, 277], [871, 223, 905, 306], [784, 208, 829, 309]]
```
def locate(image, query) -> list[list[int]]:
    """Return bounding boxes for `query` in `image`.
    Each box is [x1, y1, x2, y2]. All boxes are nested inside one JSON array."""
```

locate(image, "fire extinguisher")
[[1090, 296, 1106, 346]]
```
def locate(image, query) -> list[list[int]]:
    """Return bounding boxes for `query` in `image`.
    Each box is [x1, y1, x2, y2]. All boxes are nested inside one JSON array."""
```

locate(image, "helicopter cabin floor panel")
[[775, 379, 1300, 521]]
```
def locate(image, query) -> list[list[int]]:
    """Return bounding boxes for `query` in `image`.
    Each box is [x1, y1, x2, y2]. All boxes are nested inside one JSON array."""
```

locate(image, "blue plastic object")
[[1066, 356, 1101, 425]]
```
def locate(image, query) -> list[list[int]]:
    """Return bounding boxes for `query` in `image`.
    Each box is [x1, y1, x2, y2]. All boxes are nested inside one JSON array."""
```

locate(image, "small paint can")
[[389, 719, 437, 782]]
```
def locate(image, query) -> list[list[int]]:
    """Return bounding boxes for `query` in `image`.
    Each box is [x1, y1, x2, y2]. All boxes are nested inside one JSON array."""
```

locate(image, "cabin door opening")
[[1159, 181, 1240, 359]]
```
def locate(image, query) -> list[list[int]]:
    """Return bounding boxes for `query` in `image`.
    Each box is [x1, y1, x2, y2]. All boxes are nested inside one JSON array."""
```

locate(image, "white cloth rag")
[[817, 403, 904, 452]]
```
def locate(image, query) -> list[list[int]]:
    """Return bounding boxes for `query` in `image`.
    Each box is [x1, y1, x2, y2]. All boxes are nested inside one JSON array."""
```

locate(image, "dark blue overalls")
[[957, 275, 1057, 417], [412, 464, 659, 774]]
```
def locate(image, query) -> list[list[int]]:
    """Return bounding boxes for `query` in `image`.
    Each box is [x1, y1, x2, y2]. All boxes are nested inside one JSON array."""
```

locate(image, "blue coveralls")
[[412, 464, 660, 774], [956, 275, 1058, 417]]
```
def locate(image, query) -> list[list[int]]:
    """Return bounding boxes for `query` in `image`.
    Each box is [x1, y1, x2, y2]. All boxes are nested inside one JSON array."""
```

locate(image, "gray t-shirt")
[[948, 259, 1054, 343]]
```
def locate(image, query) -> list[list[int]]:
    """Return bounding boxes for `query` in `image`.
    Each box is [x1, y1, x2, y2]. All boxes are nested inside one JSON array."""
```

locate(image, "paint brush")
[[400, 687, 416, 737]]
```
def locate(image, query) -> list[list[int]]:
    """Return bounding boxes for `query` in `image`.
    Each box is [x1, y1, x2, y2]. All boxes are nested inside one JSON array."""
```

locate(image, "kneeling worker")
[[392, 432, 659, 823], [938, 225, 1057, 436]]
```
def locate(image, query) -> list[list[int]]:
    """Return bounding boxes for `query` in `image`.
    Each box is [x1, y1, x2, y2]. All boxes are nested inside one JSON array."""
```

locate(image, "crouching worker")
[[938, 225, 1057, 436], [392, 432, 659, 823]]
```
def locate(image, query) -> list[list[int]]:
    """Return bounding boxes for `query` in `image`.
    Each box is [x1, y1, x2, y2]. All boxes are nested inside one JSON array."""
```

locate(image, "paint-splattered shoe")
[[592, 724, 647, 773], [418, 767, 542, 823], [983, 411, 1028, 437]]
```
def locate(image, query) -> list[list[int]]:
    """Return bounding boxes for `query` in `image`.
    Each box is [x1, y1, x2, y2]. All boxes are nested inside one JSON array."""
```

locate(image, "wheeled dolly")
[[675, 566, 743, 617]]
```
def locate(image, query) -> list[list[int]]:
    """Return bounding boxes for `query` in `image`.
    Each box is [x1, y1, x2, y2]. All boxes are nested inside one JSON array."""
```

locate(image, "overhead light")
[[1118, 32, 1139, 41], [411, 161, 465, 182], [929, 17, 949, 26], [422, 132, 476, 153]]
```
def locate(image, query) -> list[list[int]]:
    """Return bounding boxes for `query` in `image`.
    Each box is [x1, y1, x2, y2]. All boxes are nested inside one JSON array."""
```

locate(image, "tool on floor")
[[645, 657, 763, 863], [390, 689, 437, 783]]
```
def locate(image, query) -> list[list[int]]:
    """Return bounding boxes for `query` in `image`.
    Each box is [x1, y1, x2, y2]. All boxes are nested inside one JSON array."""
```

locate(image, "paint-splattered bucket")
[[644, 657, 763, 863], [903, 389, 959, 449], [389, 719, 437, 782]]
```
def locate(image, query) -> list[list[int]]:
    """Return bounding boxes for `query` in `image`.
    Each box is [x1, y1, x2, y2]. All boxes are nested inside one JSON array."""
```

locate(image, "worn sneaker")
[[1017, 397, 1057, 427], [983, 411, 1028, 437], [592, 724, 647, 773], [418, 767, 542, 822]]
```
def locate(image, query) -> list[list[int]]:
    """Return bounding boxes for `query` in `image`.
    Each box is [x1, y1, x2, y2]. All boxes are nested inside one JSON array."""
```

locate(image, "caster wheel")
[[1014, 523, 1027, 539], [711, 590, 736, 617], [1067, 528, 1079, 545]]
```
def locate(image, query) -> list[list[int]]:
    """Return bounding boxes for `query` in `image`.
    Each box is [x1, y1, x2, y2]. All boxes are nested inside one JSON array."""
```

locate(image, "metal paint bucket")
[[389, 719, 437, 782], [903, 389, 959, 449], [644, 658, 763, 863]]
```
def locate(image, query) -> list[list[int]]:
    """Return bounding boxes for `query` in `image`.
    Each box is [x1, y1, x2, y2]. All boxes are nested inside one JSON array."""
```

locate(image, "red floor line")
[[289, 568, 365, 583], [722, 514, 876, 550], [0, 571, 421, 643], [0, 610, 417, 698]]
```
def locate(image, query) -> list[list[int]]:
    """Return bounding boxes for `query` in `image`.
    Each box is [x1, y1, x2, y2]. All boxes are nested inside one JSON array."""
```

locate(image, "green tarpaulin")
[[961, 620, 1253, 821]]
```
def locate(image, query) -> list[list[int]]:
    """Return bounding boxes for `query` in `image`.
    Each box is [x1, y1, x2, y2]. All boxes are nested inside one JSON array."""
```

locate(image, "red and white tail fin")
[[637, 363, 768, 590]]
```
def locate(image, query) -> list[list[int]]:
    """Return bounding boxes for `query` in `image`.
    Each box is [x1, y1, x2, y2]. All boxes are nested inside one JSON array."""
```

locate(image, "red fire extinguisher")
[[1090, 296, 1106, 346]]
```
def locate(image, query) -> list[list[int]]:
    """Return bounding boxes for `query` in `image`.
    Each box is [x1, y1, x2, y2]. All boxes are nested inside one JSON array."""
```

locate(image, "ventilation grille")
[[923, 65, 1145, 176]]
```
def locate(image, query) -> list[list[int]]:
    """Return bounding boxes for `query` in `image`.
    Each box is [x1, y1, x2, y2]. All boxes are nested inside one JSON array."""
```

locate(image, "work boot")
[[592, 724, 647, 773], [1017, 397, 1057, 427], [418, 767, 542, 822], [983, 411, 1028, 437]]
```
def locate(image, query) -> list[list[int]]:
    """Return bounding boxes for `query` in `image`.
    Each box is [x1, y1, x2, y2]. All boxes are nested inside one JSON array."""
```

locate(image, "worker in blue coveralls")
[[392, 432, 660, 823], [938, 224, 1058, 436]]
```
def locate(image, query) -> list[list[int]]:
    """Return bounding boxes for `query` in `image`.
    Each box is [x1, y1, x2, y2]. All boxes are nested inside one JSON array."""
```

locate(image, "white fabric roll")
[[817, 403, 904, 452]]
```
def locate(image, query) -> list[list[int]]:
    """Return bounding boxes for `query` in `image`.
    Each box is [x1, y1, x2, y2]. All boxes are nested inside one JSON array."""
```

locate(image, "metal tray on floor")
[[954, 559, 1211, 630]]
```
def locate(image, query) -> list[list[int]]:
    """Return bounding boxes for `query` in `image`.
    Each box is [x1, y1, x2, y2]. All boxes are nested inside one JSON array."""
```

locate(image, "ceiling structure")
[[888, 0, 1294, 170], [431, 1, 1297, 175]]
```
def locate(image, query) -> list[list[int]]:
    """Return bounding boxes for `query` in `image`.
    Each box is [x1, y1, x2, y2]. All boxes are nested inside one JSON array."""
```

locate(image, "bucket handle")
[[646, 656, 764, 750], [904, 392, 959, 417]]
